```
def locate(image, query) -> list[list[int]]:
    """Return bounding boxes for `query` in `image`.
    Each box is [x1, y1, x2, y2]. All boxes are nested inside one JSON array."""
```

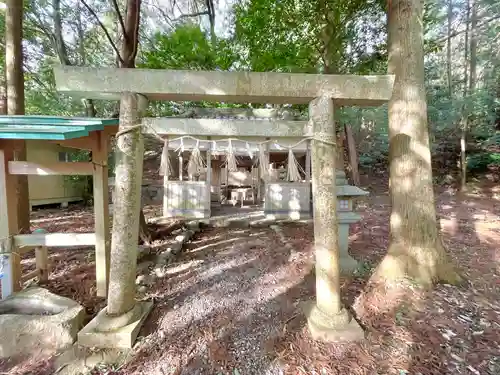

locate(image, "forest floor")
[[1, 178, 500, 375]]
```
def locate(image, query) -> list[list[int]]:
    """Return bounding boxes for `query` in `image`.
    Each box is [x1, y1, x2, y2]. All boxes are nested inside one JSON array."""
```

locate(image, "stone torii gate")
[[54, 66, 394, 346]]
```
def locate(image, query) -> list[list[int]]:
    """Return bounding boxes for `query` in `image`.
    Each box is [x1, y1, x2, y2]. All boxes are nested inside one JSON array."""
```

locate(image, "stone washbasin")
[[0, 287, 85, 358]]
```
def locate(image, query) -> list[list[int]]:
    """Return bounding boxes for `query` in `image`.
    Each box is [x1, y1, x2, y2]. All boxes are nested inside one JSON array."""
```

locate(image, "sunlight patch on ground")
[[31, 214, 89, 224], [189, 237, 246, 254], [197, 255, 259, 283], [165, 260, 204, 275], [440, 217, 458, 235]]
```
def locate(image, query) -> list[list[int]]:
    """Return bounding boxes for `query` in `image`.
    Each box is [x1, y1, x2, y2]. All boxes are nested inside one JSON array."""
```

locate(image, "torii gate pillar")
[[304, 96, 364, 342]]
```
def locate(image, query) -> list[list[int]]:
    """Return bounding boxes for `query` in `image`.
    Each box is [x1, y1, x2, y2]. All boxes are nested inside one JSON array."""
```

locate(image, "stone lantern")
[[335, 170, 369, 273]]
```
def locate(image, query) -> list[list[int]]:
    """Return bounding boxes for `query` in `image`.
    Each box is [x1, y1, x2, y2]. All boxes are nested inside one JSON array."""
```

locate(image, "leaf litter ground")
[[1, 183, 500, 375]]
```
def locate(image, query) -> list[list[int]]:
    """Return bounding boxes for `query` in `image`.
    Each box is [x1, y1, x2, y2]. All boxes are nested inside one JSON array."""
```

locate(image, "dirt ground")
[[1, 180, 499, 375]]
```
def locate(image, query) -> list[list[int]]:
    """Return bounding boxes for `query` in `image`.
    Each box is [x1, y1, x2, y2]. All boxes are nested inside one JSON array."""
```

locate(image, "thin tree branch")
[[26, 13, 56, 44], [79, 0, 125, 64], [435, 13, 500, 44], [129, 0, 141, 66], [23, 62, 57, 98], [111, 0, 127, 39], [176, 11, 209, 19], [143, 0, 174, 28]]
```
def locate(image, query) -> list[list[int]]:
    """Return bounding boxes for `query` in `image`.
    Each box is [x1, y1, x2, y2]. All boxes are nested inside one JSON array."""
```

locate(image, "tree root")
[[370, 241, 466, 289]]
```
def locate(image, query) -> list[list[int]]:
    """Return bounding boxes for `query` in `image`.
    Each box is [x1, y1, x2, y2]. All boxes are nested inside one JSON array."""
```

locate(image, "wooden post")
[[256, 160, 261, 202], [162, 139, 169, 218], [305, 140, 311, 182], [91, 131, 110, 297], [206, 137, 212, 217], [35, 246, 48, 282], [344, 124, 360, 186], [179, 154, 183, 181], [0, 140, 21, 299]]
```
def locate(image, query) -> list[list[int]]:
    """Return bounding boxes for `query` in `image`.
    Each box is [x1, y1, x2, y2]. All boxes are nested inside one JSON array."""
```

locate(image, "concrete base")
[[78, 301, 153, 349], [338, 221, 359, 274], [54, 345, 130, 375], [264, 211, 312, 221], [303, 301, 365, 343], [339, 254, 359, 274], [0, 287, 85, 358], [163, 208, 210, 219]]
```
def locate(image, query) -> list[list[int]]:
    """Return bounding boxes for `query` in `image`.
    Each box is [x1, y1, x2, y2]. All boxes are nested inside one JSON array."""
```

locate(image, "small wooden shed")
[[0, 116, 115, 209], [0, 115, 118, 299]]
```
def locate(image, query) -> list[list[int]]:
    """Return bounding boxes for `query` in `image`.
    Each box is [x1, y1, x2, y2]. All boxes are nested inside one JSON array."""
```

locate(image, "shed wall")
[[26, 141, 83, 206]]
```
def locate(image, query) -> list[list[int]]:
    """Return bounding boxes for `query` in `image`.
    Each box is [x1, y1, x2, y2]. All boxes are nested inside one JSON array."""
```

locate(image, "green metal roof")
[[0, 115, 118, 140]]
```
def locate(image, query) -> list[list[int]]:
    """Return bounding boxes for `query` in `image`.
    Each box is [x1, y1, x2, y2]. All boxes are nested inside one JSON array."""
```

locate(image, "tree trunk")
[[53, 0, 96, 117], [114, 0, 150, 244], [5, 0, 30, 234], [106, 0, 147, 316], [461, 0, 478, 191], [0, 73, 6, 115], [468, 0, 478, 92], [446, 0, 453, 98], [107, 92, 147, 316], [371, 0, 462, 286], [75, 1, 97, 117], [205, 0, 216, 46], [120, 0, 141, 69], [460, 0, 471, 191]]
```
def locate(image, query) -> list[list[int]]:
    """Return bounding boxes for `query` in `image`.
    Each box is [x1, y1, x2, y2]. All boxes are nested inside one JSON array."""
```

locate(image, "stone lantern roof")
[[335, 170, 369, 197]]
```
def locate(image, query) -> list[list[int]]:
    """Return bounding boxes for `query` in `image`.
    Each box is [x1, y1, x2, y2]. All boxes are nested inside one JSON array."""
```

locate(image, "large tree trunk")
[[371, 0, 462, 286], [5, 0, 30, 234]]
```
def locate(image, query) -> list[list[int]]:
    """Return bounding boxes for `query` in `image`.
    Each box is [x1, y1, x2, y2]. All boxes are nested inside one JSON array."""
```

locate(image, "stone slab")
[[208, 218, 250, 228], [264, 211, 312, 221], [78, 301, 153, 349], [163, 208, 210, 219], [0, 287, 85, 358], [53, 66, 394, 106], [143, 117, 310, 138], [54, 345, 130, 375]]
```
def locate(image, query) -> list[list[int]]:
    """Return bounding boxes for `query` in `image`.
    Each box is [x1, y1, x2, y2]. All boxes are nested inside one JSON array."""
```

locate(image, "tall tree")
[[460, 0, 478, 191], [0, 77, 5, 115], [113, 0, 152, 244], [447, 0, 453, 97], [101, 0, 147, 315], [52, 0, 96, 116], [80, 0, 151, 242], [371, 0, 462, 286], [5, 0, 30, 233], [460, 0, 470, 191]]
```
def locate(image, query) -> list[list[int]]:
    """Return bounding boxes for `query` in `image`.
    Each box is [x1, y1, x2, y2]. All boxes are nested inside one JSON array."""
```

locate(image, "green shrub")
[[467, 152, 500, 173]]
